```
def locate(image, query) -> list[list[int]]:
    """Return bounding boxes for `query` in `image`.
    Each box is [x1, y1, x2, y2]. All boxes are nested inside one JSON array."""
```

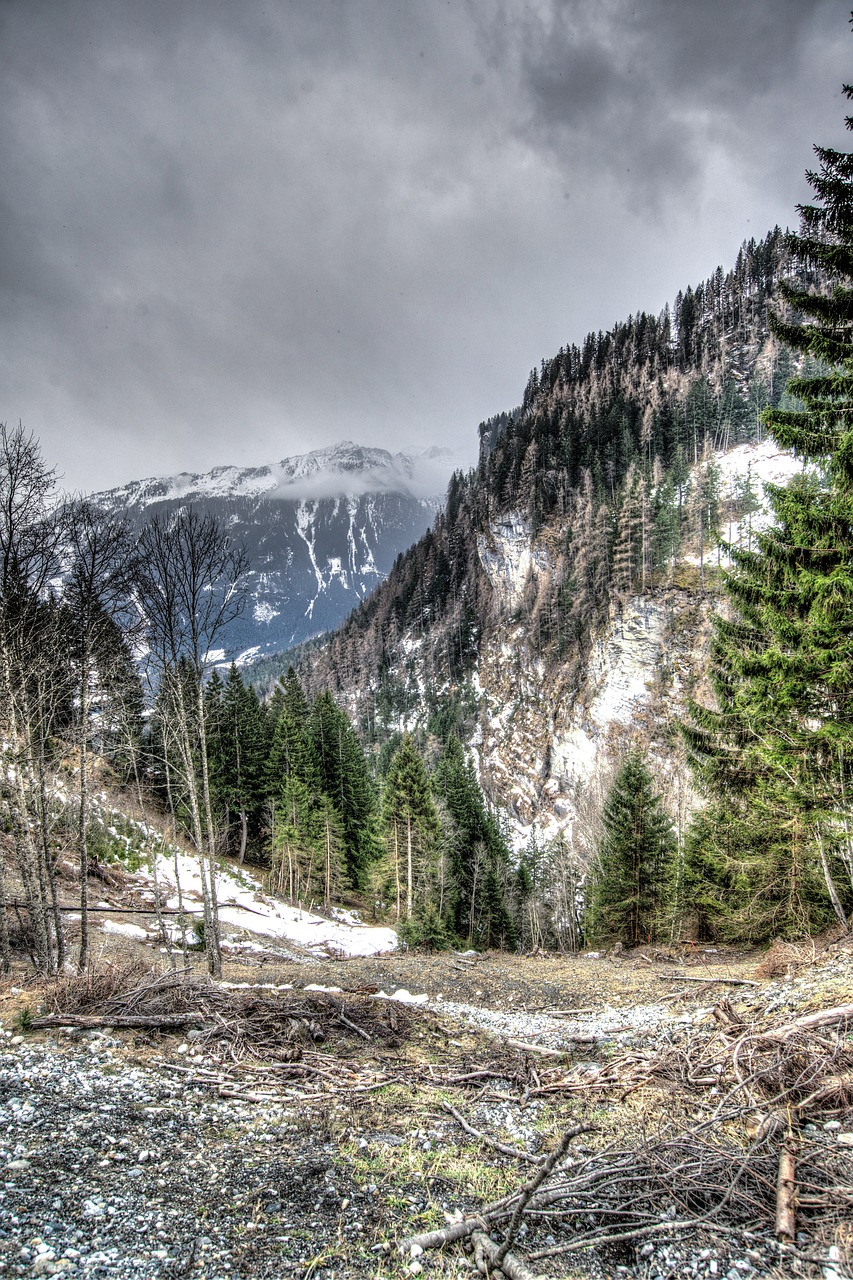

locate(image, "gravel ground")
[[0, 1031, 406, 1280], [1, 944, 851, 1280]]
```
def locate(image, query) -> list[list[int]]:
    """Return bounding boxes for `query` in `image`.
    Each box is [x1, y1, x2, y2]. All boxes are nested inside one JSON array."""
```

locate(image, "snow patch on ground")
[[101, 920, 149, 942], [128, 847, 397, 958]]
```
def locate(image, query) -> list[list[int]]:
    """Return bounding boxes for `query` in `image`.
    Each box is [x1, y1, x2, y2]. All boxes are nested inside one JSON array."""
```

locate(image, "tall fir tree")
[[584, 750, 676, 947], [432, 734, 515, 947], [380, 734, 440, 921], [684, 74, 853, 934], [207, 664, 270, 863], [308, 690, 381, 888]]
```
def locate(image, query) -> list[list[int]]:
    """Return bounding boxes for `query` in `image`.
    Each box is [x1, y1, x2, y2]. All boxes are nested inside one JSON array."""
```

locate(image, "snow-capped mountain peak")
[[96, 441, 455, 512]]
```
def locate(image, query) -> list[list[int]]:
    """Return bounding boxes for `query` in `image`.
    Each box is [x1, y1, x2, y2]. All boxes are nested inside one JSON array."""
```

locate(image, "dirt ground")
[[3, 906, 852, 1280]]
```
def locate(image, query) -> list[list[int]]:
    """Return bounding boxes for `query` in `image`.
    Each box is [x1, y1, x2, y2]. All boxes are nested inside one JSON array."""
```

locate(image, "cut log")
[[471, 1230, 546, 1280], [775, 1135, 798, 1243], [761, 1003, 853, 1040], [29, 1012, 205, 1030], [658, 973, 759, 986]]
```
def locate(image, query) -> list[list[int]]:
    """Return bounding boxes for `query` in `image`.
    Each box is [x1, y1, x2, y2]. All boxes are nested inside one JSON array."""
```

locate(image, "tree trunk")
[[78, 652, 90, 971], [392, 820, 401, 920], [196, 681, 222, 978], [816, 828, 848, 929], [406, 815, 413, 919]]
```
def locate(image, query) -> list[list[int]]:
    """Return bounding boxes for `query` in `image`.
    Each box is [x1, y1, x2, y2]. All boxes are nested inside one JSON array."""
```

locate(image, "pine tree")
[[432, 733, 514, 946], [380, 735, 440, 921], [684, 76, 853, 933], [309, 690, 381, 888], [584, 750, 676, 947], [209, 664, 270, 863]]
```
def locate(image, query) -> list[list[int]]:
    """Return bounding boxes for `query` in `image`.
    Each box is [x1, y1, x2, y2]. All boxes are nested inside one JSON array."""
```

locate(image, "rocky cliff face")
[[369, 439, 800, 851], [470, 587, 713, 850]]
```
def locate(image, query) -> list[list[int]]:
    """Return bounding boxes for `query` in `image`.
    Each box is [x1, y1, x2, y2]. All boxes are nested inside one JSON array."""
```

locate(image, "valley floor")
[[1, 939, 852, 1280]]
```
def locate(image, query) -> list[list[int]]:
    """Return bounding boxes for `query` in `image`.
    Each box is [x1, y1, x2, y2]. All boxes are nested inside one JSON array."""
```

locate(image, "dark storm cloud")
[[0, 0, 848, 491], [515, 0, 845, 210]]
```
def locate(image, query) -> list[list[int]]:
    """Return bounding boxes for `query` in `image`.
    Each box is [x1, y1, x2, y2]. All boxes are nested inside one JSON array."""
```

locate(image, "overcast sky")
[[1, 0, 849, 493]]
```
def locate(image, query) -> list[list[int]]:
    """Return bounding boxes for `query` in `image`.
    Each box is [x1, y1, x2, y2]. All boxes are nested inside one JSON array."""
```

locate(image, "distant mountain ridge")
[[89, 441, 451, 661], [98, 440, 451, 508]]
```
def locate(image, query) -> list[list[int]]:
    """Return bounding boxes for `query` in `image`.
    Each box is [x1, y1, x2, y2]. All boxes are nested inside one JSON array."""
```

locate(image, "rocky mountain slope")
[[88, 442, 449, 661], [285, 229, 815, 852]]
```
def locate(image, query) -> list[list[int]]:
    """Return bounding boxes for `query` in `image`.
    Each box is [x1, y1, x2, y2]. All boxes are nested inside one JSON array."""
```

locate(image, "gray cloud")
[[0, 0, 848, 492]]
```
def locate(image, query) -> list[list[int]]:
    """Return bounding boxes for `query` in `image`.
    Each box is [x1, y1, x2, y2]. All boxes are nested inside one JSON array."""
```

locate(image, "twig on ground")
[[441, 1101, 543, 1164]]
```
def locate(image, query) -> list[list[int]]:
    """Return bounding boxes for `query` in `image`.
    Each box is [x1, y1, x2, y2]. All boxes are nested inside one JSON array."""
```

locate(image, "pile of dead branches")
[[34, 961, 413, 1055], [511, 999, 853, 1121], [399, 999, 853, 1277], [399, 1117, 852, 1278]]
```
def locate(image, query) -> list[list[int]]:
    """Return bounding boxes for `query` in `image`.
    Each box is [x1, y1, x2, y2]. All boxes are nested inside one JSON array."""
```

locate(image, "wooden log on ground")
[[507, 1038, 595, 1056], [471, 1230, 546, 1280], [30, 1012, 205, 1030], [775, 1135, 798, 1243], [657, 973, 759, 986], [772, 1003, 853, 1036]]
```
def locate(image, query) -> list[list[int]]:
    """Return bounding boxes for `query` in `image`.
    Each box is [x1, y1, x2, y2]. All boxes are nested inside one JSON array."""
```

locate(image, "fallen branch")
[[4, 902, 191, 915], [761, 1003, 853, 1039], [658, 973, 759, 987], [506, 1038, 595, 1057], [30, 1012, 205, 1030], [471, 1230, 545, 1280], [329, 1004, 371, 1042], [794, 1071, 853, 1112], [775, 1135, 798, 1243], [491, 1126, 590, 1272], [441, 1101, 542, 1164]]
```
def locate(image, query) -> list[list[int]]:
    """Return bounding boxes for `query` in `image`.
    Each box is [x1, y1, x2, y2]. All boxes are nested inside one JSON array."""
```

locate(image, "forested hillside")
[[294, 227, 809, 705], [5, 114, 853, 971], [275, 201, 853, 950]]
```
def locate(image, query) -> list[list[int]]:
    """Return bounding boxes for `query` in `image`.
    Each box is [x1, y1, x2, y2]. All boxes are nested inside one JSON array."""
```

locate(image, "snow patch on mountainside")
[[550, 600, 668, 790], [468, 441, 793, 848], [86, 440, 447, 661]]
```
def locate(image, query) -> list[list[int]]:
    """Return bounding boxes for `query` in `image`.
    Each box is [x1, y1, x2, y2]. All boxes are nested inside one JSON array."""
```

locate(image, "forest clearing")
[[1, 920, 851, 1280]]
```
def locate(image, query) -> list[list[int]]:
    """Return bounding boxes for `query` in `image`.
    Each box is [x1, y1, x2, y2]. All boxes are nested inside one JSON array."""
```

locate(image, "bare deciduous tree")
[[63, 497, 137, 969], [0, 423, 66, 974], [135, 509, 247, 977]]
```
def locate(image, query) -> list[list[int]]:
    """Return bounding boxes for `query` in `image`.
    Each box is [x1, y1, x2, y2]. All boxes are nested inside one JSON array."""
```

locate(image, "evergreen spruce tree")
[[216, 664, 270, 863], [432, 734, 514, 947], [684, 80, 853, 933], [584, 750, 676, 947], [380, 735, 440, 922], [309, 690, 382, 888]]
